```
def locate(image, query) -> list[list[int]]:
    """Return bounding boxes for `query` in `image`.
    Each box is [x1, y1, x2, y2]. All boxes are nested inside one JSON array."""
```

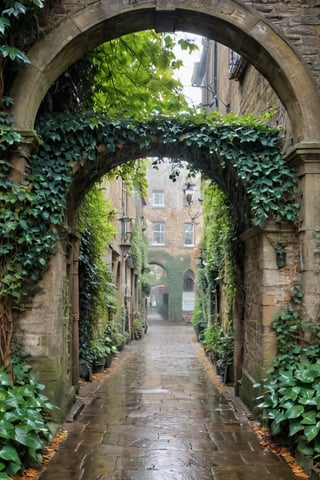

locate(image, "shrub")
[[0, 356, 55, 478]]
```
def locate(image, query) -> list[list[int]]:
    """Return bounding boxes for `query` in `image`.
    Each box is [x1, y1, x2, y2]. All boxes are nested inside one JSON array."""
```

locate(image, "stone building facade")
[[143, 161, 203, 322]]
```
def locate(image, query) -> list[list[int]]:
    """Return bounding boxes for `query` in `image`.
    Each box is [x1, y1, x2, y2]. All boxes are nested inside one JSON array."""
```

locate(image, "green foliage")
[[0, 0, 44, 104], [0, 353, 54, 478], [0, 116, 70, 305], [256, 288, 320, 460], [192, 298, 206, 342], [131, 220, 148, 274], [77, 184, 118, 363], [106, 159, 149, 199], [90, 32, 194, 118], [0, 111, 297, 312], [195, 182, 236, 337], [1, 110, 297, 313], [201, 324, 233, 368], [0, 112, 22, 148], [201, 182, 236, 300]]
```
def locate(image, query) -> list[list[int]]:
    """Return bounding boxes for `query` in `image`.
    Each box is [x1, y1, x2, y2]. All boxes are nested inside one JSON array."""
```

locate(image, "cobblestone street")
[[39, 315, 299, 480]]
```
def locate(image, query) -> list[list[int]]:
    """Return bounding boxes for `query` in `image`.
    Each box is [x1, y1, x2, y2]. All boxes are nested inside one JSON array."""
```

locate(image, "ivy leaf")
[[3, 3, 26, 18], [305, 423, 320, 442], [289, 420, 304, 437], [0, 16, 10, 34], [285, 405, 304, 419], [0, 445, 21, 465], [0, 46, 29, 63]]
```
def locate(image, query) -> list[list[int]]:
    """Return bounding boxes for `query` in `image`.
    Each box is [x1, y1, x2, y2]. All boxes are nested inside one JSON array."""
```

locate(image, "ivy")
[[256, 288, 320, 461], [194, 181, 236, 371], [1, 109, 298, 310], [0, 0, 44, 105], [76, 184, 117, 364], [0, 351, 55, 477]]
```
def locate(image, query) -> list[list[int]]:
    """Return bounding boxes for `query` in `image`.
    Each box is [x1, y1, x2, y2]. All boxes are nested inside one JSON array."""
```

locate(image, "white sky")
[[173, 32, 203, 108]]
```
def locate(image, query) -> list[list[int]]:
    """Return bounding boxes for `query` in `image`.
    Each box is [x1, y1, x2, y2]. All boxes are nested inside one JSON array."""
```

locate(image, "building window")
[[184, 223, 194, 246], [152, 191, 165, 207], [152, 222, 165, 245], [183, 276, 194, 292]]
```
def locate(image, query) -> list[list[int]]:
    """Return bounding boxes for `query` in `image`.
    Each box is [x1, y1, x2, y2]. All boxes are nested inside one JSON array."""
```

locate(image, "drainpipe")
[[71, 234, 80, 387]]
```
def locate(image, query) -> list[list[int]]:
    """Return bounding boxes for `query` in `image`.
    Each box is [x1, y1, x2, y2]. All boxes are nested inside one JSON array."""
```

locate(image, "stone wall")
[[240, 222, 300, 409], [14, 242, 76, 421], [36, 0, 320, 93], [245, 0, 320, 91]]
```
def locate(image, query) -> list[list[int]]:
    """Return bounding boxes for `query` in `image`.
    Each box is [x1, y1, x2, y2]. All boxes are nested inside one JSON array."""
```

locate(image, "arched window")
[[183, 270, 194, 292]]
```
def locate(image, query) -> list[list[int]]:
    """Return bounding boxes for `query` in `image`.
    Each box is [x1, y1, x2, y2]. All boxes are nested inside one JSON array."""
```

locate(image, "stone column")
[[286, 143, 320, 323], [9, 130, 39, 184]]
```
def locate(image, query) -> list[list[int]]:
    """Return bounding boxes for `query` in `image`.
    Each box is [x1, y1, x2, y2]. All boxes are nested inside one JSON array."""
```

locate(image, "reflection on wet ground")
[[40, 315, 299, 480]]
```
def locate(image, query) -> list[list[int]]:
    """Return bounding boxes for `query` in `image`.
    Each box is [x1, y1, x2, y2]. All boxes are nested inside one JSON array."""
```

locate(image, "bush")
[[256, 350, 320, 459], [0, 357, 55, 478], [256, 288, 320, 461]]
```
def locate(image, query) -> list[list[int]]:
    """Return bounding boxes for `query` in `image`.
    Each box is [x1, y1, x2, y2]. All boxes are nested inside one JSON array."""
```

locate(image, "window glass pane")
[[152, 222, 165, 245], [184, 223, 194, 246], [152, 191, 164, 207]]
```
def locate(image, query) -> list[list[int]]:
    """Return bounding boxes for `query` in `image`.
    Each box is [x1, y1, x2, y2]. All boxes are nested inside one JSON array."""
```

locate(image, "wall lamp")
[[182, 182, 196, 206], [275, 244, 286, 269], [118, 215, 133, 245]]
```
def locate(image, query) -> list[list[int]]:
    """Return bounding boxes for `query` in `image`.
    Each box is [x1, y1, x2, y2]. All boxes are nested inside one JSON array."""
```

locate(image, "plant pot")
[[92, 358, 105, 373], [104, 354, 113, 369], [80, 361, 92, 381], [224, 362, 234, 384], [117, 342, 125, 351], [215, 364, 225, 377]]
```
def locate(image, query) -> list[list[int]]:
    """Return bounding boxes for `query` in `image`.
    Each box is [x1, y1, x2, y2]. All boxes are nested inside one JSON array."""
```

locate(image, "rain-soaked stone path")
[[40, 315, 300, 480]]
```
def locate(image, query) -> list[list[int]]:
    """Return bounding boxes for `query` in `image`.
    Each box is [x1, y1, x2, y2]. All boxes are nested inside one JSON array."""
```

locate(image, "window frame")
[[152, 221, 165, 245], [152, 190, 165, 208], [184, 223, 195, 247]]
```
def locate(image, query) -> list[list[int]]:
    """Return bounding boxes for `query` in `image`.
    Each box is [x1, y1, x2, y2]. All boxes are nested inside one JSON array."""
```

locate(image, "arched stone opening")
[[10, 117, 303, 417], [69, 142, 249, 233], [5, 0, 320, 416], [9, 0, 320, 146]]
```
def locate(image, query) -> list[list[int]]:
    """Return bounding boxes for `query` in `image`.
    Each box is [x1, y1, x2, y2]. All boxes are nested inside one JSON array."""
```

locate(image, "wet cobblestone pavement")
[[40, 316, 300, 480]]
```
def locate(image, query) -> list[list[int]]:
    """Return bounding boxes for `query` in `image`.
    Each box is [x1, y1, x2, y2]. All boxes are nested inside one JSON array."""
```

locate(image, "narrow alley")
[[39, 315, 299, 480]]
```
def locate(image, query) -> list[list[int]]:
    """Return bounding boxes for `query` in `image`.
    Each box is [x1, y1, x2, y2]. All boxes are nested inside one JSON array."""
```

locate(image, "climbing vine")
[[193, 182, 236, 371], [76, 184, 117, 364]]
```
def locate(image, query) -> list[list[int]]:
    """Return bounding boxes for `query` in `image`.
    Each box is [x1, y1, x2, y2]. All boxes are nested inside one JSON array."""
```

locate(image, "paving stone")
[[39, 315, 301, 480]]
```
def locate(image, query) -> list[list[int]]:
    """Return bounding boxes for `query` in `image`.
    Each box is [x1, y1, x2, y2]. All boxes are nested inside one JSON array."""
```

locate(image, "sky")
[[173, 32, 203, 108]]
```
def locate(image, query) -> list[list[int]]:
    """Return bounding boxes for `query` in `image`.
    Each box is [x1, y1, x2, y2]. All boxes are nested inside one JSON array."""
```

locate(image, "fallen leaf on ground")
[[249, 421, 310, 479]]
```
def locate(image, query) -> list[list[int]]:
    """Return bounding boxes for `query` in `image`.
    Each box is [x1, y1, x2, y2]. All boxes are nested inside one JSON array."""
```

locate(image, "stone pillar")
[[286, 143, 320, 323], [239, 221, 299, 409], [9, 130, 39, 184]]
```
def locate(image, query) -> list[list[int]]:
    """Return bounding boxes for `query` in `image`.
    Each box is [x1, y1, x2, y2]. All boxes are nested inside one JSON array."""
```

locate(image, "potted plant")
[[202, 325, 234, 382], [91, 338, 108, 373], [213, 333, 234, 381], [103, 326, 117, 368], [133, 312, 143, 339]]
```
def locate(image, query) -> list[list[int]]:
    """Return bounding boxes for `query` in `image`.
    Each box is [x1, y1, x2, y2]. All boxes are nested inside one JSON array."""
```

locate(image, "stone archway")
[[9, 0, 320, 146], [6, 0, 320, 415]]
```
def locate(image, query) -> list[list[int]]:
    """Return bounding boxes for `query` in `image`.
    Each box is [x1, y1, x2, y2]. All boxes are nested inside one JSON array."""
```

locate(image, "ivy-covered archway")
[[1, 110, 298, 369]]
